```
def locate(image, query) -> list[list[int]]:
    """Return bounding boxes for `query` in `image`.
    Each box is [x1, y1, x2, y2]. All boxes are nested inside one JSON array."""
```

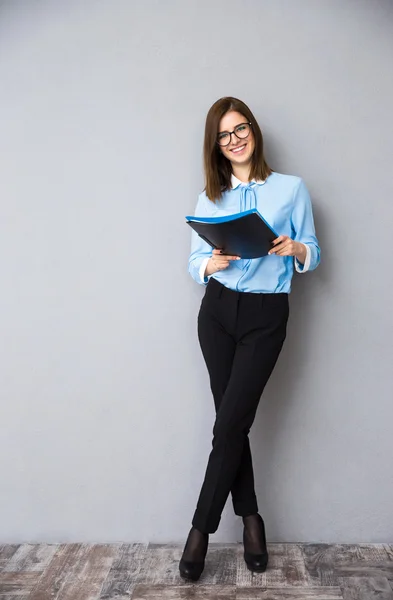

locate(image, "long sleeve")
[[291, 179, 321, 273], [188, 192, 214, 285]]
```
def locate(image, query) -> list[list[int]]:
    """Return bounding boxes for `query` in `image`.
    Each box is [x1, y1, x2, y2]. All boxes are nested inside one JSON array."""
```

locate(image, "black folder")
[[186, 208, 278, 259]]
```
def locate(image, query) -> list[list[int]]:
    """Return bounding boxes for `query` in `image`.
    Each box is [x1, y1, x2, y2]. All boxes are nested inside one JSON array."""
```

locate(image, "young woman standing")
[[180, 97, 320, 582]]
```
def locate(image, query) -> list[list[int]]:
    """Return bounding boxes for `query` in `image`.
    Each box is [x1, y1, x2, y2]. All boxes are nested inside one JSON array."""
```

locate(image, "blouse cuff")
[[199, 257, 211, 284], [295, 243, 311, 273]]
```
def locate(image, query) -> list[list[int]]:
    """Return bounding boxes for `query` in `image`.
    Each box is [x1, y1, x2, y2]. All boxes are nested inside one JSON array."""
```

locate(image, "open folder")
[[186, 208, 279, 259]]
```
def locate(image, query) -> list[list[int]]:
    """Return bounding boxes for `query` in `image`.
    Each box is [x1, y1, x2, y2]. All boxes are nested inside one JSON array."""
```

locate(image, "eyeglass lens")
[[217, 123, 251, 146]]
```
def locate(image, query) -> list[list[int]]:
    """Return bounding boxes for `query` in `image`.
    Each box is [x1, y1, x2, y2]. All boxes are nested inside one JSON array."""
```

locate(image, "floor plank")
[[384, 545, 393, 561], [384, 544, 393, 591], [0, 547, 20, 573], [340, 576, 393, 599], [236, 588, 343, 599], [0, 595, 30, 600], [135, 544, 185, 587], [198, 543, 238, 585], [335, 565, 393, 580], [29, 543, 115, 600], [28, 543, 83, 600], [0, 572, 41, 594], [99, 543, 148, 599], [132, 584, 236, 599], [3, 544, 59, 572], [236, 543, 311, 588], [302, 543, 392, 586]]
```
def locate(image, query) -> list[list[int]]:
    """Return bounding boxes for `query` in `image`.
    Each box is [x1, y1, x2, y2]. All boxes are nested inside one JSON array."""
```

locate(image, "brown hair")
[[203, 97, 273, 203]]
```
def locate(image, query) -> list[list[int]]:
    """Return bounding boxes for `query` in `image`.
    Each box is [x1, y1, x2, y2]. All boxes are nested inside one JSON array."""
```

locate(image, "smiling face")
[[217, 110, 255, 167]]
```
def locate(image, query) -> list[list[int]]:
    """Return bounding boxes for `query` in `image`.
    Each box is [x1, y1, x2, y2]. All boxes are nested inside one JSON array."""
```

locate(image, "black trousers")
[[192, 277, 289, 534]]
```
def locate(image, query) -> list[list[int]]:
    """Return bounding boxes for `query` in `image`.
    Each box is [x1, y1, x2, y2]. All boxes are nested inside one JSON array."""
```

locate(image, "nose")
[[229, 133, 245, 149]]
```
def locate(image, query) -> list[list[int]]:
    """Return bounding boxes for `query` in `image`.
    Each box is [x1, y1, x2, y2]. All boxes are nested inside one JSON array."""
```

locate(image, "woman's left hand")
[[268, 235, 306, 263]]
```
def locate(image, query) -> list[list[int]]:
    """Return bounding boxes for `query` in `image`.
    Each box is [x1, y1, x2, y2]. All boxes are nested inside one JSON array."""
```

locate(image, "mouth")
[[230, 144, 247, 154]]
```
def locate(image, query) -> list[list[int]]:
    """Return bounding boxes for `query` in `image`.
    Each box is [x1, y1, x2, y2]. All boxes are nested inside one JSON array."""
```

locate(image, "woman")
[[179, 97, 320, 582]]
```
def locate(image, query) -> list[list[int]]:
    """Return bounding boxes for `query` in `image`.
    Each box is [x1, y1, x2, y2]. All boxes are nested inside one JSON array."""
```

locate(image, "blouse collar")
[[230, 173, 266, 189]]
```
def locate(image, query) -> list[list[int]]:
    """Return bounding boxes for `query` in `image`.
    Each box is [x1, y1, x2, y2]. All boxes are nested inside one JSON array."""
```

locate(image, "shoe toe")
[[179, 558, 204, 581], [244, 552, 268, 572]]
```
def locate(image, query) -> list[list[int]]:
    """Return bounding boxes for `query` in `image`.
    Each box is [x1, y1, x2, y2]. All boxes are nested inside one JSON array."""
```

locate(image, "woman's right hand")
[[205, 249, 241, 276]]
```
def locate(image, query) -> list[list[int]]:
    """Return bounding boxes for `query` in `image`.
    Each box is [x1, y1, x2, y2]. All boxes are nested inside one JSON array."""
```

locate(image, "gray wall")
[[0, 0, 392, 544]]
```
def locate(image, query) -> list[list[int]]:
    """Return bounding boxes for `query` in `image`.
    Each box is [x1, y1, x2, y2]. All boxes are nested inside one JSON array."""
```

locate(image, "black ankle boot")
[[179, 526, 209, 582], [243, 513, 269, 573]]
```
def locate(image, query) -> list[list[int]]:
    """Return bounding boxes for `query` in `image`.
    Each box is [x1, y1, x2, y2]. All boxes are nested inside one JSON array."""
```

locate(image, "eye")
[[218, 132, 229, 140], [236, 124, 246, 132]]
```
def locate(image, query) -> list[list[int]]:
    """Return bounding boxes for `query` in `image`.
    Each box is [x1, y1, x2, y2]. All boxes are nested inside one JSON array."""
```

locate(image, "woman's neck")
[[232, 164, 251, 183]]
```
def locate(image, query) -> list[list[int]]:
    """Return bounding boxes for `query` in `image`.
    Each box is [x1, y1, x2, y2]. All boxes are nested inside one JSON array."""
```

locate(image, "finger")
[[279, 241, 296, 254], [219, 254, 241, 261], [269, 239, 291, 255], [269, 243, 285, 255], [271, 236, 283, 246], [212, 256, 229, 266], [271, 235, 288, 246], [212, 249, 240, 260]]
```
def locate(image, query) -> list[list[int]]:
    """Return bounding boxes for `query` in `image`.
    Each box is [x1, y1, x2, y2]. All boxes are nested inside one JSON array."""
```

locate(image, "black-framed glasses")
[[216, 122, 252, 146]]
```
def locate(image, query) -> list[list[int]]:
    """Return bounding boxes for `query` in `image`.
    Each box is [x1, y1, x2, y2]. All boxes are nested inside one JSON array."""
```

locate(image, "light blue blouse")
[[188, 171, 320, 293]]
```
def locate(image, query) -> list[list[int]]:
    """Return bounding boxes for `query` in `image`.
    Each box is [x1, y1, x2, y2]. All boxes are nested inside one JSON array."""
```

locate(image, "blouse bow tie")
[[239, 182, 258, 212], [236, 183, 258, 270]]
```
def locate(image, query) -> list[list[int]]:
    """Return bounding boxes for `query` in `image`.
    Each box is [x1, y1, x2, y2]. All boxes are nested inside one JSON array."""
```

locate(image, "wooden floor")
[[0, 542, 392, 599]]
